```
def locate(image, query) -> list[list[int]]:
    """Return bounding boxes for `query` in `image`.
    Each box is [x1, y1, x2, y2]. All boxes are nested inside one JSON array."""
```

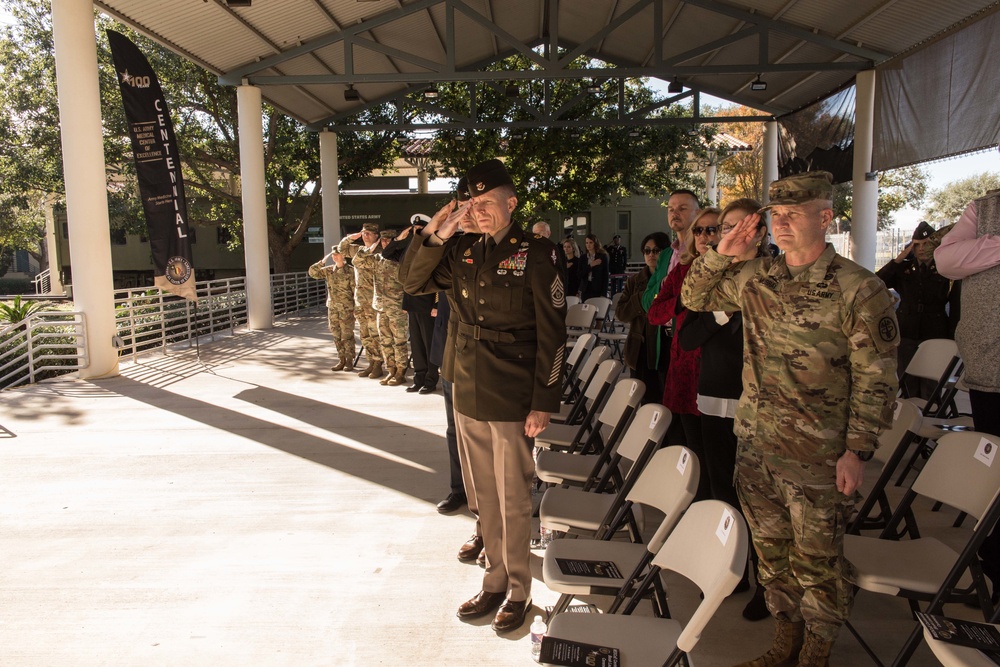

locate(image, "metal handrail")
[[0, 310, 88, 389], [33, 269, 52, 295], [2, 272, 324, 389]]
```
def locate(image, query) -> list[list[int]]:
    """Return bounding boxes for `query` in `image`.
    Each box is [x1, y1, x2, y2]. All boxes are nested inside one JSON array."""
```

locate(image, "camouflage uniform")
[[354, 236, 409, 382], [682, 241, 898, 642], [337, 233, 381, 366], [308, 258, 356, 368]]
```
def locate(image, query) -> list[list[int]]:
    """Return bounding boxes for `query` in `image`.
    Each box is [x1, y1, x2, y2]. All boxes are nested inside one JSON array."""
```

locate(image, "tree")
[[710, 105, 769, 203], [422, 55, 707, 223], [924, 171, 1000, 224], [830, 166, 929, 232], [0, 0, 401, 274]]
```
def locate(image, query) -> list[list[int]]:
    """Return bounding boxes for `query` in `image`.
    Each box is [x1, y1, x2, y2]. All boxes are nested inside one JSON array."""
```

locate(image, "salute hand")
[[716, 212, 761, 258]]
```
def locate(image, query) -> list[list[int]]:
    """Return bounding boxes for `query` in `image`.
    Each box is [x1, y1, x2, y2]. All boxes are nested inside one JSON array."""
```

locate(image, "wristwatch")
[[848, 449, 875, 462]]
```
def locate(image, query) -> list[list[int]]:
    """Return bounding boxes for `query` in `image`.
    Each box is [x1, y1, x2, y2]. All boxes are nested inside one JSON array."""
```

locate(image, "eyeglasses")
[[642, 246, 662, 255], [692, 226, 719, 237]]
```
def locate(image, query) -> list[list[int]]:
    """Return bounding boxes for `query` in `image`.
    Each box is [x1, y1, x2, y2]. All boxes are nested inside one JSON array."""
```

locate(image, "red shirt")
[[647, 263, 701, 415]]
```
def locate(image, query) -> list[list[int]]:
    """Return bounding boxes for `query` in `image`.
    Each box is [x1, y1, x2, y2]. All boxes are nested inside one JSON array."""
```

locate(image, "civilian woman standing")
[[647, 207, 720, 500], [617, 231, 671, 405], [677, 198, 768, 620], [563, 237, 583, 299], [580, 234, 610, 300]]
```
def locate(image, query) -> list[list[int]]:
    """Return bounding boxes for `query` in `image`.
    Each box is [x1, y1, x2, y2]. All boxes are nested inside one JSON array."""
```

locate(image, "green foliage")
[[831, 165, 929, 231], [924, 171, 1000, 224], [0, 278, 32, 294], [0, 294, 49, 323], [420, 55, 706, 221]]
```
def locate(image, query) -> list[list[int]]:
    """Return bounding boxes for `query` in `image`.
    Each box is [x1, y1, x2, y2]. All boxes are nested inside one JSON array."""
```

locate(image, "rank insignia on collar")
[[510, 237, 517, 244]]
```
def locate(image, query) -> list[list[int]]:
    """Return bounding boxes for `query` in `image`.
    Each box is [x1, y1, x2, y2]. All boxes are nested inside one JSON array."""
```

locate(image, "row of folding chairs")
[[843, 393, 1000, 665]]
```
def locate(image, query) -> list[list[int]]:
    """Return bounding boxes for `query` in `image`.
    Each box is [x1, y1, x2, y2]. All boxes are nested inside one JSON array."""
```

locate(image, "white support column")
[[52, 0, 118, 379], [319, 130, 341, 248], [705, 163, 718, 207], [237, 84, 273, 330], [762, 120, 779, 203], [851, 69, 878, 270], [417, 168, 429, 194]]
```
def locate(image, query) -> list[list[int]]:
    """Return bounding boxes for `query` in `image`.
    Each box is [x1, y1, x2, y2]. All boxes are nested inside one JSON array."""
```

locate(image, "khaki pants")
[[455, 413, 534, 601]]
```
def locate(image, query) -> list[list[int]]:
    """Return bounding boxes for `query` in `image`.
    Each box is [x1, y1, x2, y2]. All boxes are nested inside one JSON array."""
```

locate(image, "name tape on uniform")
[[677, 448, 689, 475], [716, 507, 735, 546], [975, 437, 996, 467]]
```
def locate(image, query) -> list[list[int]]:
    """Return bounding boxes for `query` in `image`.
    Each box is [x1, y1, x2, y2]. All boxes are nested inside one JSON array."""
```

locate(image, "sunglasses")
[[643, 246, 662, 255], [692, 226, 719, 237]]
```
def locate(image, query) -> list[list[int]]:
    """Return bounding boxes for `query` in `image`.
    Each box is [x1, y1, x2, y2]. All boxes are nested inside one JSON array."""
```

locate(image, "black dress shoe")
[[457, 534, 483, 561], [492, 598, 532, 633], [437, 492, 467, 514], [457, 590, 506, 619], [405, 384, 422, 393], [418, 384, 436, 394]]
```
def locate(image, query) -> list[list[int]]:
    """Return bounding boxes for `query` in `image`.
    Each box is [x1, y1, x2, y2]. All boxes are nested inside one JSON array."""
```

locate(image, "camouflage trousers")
[[376, 307, 409, 370], [327, 302, 356, 347], [355, 302, 381, 362], [735, 442, 857, 642]]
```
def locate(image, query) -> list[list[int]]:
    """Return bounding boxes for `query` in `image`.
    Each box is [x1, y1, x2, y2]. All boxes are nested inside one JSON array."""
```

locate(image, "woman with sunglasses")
[[648, 207, 721, 501], [616, 231, 672, 404], [678, 197, 770, 620]]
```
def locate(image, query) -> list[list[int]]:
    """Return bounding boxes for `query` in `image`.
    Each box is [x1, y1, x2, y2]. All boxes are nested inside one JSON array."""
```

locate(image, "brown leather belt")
[[457, 321, 536, 343]]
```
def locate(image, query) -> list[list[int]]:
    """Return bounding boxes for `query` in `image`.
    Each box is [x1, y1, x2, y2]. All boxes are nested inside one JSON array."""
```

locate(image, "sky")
[[2, 6, 994, 229]]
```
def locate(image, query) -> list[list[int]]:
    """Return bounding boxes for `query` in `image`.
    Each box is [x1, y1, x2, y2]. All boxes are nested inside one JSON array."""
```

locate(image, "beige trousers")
[[454, 413, 535, 602]]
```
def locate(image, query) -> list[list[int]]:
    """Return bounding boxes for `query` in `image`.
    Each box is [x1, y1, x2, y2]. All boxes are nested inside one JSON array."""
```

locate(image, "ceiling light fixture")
[[424, 85, 439, 99], [344, 85, 360, 102], [667, 77, 683, 94], [750, 75, 767, 91], [586, 81, 601, 95], [226, 0, 252, 7]]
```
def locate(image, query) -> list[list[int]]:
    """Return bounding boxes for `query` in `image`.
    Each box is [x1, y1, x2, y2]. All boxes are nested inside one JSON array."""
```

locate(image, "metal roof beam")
[[557, 0, 658, 67], [681, 0, 890, 62], [244, 59, 867, 86], [451, 0, 549, 70], [220, 0, 447, 84], [664, 25, 759, 66], [351, 36, 443, 72], [320, 114, 772, 133]]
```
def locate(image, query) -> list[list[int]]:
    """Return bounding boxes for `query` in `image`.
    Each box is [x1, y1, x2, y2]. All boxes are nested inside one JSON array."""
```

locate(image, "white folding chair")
[[566, 303, 598, 343], [565, 295, 581, 308], [536, 377, 643, 482], [541, 501, 748, 667], [539, 404, 671, 542], [560, 333, 596, 401], [554, 345, 611, 425], [542, 445, 699, 617], [535, 360, 622, 453], [900, 338, 961, 416], [844, 432, 1000, 662], [584, 296, 612, 331]]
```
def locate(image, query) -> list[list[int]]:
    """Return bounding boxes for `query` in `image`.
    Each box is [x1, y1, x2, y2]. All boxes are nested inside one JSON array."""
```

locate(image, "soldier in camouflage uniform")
[[308, 247, 356, 371], [338, 222, 383, 379], [354, 229, 409, 387], [681, 172, 898, 667]]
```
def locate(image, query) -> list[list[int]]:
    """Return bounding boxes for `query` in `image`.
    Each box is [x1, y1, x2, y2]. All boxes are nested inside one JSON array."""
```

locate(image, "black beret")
[[465, 159, 514, 197], [456, 176, 472, 202], [912, 221, 935, 240]]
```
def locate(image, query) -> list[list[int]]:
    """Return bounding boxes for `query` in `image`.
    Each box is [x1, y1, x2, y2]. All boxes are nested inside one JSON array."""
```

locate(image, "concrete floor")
[[0, 313, 980, 666]]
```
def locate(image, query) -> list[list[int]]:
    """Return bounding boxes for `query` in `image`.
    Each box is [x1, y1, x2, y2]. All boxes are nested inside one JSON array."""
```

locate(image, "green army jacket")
[[353, 246, 403, 313], [403, 226, 568, 422], [681, 244, 898, 474], [337, 236, 376, 308]]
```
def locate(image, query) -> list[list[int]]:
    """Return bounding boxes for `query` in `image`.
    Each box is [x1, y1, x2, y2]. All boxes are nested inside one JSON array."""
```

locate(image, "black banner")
[[107, 30, 196, 301]]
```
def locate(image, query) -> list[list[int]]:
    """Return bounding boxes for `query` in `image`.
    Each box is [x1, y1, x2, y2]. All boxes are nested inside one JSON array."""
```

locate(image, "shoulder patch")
[[856, 281, 899, 353]]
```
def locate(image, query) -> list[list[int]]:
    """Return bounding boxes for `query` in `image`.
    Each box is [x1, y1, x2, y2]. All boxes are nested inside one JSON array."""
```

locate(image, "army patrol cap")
[[456, 176, 472, 202], [379, 229, 396, 239], [912, 221, 935, 240], [465, 159, 514, 197], [362, 222, 379, 233], [760, 171, 834, 211]]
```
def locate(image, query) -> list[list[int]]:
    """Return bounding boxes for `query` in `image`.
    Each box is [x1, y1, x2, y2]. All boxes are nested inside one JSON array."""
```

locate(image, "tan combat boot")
[[386, 366, 406, 386], [377, 363, 394, 384], [795, 631, 833, 667], [357, 359, 374, 377], [733, 619, 804, 667], [331, 342, 348, 372], [368, 360, 385, 380]]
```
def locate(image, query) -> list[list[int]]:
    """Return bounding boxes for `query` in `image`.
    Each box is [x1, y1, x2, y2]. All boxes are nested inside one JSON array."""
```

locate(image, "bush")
[[0, 279, 33, 295]]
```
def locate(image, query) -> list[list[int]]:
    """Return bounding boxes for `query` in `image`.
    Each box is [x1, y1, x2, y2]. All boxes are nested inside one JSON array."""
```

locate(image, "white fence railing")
[[0, 310, 88, 389], [2, 271, 325, 389], [32, 269, 51, 295]]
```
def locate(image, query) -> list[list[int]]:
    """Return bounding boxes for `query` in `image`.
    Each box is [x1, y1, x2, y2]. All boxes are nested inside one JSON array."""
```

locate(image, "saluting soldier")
[[403, 160, 567, 634], [338, 222, 384, 379], [354, 230, 409, 387], [682, 172, 898, 667], [307, 247, 356, 371]]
